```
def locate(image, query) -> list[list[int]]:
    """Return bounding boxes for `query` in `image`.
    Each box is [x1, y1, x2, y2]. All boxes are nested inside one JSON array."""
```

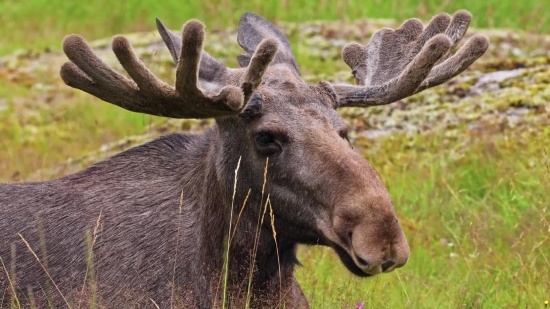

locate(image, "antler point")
[[183, 19, 205, 34], [62, 34, 86, 52], [257, 38, 279, 59], [219, 86, 245, 111], [111, 35, 133, 55], [469, 34, 490, 54], [454, 10, 472, 19]]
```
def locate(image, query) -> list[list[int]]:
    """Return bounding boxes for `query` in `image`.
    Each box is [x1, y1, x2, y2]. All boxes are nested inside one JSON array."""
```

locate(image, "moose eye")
[[257, 132, 275, 146], [255, 131, 281, 156]]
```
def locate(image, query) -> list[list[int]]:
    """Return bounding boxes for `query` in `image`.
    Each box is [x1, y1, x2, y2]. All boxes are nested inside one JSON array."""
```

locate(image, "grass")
[[0, 0, 549, 55], [1, 0, 549, 308]]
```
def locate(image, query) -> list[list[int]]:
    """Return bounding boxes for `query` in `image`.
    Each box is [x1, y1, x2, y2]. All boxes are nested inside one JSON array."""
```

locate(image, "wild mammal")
[[0, 10, 488, 308]]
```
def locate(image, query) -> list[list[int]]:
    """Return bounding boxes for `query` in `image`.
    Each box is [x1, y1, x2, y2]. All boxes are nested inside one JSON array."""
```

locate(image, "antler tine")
[[60, 19, 278, 119], [417, 34, 488, 92], [334, 10, 489, 108], [61, 35, 138, 105], [240, 37, 278, 102], [174, 20, 206, 99], [111, 35, 173, 99], [334, 34, 451, 106]]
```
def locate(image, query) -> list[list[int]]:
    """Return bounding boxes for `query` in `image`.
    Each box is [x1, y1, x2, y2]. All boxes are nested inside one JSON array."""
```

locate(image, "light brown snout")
[[349, 220, 409, 274], [333, 209, 410, 276]]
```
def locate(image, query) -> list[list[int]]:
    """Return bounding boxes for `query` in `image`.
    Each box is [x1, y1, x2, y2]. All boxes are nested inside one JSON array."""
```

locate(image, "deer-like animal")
[[0, 11, 488, 308]]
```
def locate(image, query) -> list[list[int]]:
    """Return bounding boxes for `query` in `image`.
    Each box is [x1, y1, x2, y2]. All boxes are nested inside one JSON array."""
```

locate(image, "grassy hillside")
[[0, 1, 549, 308]]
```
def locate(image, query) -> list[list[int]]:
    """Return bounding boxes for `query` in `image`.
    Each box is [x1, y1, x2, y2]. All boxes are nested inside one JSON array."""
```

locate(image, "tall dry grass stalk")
[[26, 286, 36, 309], [222, 156, 242, 309], [37, 220, 53, 305], [170, 189, 185, 308], [245, 158, 270, 309], [83, 232, 97, 309], [150, 298, 160, 308], [0, 254, 20, 308], [78, 210, 102, 309], [17, 233, 72, 309], [268, 199, 282, 304], [230, 189, 252, 244]]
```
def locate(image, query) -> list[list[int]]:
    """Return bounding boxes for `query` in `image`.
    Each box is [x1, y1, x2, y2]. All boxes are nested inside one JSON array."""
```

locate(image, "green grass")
[[1, 0, 549, 55]]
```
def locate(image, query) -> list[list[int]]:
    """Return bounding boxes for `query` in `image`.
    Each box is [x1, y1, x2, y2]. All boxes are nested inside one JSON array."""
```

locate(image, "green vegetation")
[[1, 0, 549, 55], [0, 1, 549, 308]]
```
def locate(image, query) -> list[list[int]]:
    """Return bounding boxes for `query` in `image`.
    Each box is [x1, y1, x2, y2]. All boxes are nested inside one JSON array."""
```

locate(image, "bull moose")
[[0, 10, 488, 308]]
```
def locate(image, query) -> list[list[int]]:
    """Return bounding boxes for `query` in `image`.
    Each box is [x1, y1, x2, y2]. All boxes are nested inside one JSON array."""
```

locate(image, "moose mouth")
[[332, 245, 372, 277]]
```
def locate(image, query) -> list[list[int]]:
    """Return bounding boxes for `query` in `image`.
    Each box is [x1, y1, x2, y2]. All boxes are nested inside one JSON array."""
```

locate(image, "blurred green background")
[[0, 0, 548, 55]]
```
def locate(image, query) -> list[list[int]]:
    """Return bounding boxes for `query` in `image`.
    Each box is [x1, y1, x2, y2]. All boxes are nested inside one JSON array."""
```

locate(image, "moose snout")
[[334, 213, 410, 276], [348, 222, 410, 275]]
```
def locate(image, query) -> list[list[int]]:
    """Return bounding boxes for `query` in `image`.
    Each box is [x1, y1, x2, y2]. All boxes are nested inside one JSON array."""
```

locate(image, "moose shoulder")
[[0, 11, 488, 308]]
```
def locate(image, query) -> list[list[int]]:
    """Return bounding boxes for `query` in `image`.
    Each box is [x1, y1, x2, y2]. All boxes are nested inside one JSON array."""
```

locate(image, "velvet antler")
[[333, 10, 489, 107], [60, 20, 278, 118]]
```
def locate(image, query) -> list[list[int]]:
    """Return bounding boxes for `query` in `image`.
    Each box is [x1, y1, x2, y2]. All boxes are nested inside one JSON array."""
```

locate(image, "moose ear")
[[237, 12, 301, 76], [156, 18, 182, 63]]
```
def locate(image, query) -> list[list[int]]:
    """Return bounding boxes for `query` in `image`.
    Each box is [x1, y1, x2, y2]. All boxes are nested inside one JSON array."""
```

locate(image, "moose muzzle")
[[331, 200, 410, 276]]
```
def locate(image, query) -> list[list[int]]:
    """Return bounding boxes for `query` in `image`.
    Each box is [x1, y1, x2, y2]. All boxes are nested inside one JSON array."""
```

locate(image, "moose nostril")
[[347, 232, 369, 268], [381, 260, 396, 272], [356, 256, 369, 268]]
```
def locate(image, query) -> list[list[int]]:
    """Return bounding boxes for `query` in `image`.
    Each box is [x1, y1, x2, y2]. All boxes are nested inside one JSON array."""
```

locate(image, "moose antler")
[[60, 20, 278, 118], [333, 10, 489, 107]]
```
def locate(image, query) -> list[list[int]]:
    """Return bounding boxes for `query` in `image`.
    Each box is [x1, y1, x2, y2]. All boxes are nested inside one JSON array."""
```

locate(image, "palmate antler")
[[333, 10, 489, 107], [60, 20, 278, 119]]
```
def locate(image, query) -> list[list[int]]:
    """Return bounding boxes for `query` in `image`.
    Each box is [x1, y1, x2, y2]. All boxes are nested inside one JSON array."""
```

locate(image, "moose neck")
[[189, 122, 300, 307]]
